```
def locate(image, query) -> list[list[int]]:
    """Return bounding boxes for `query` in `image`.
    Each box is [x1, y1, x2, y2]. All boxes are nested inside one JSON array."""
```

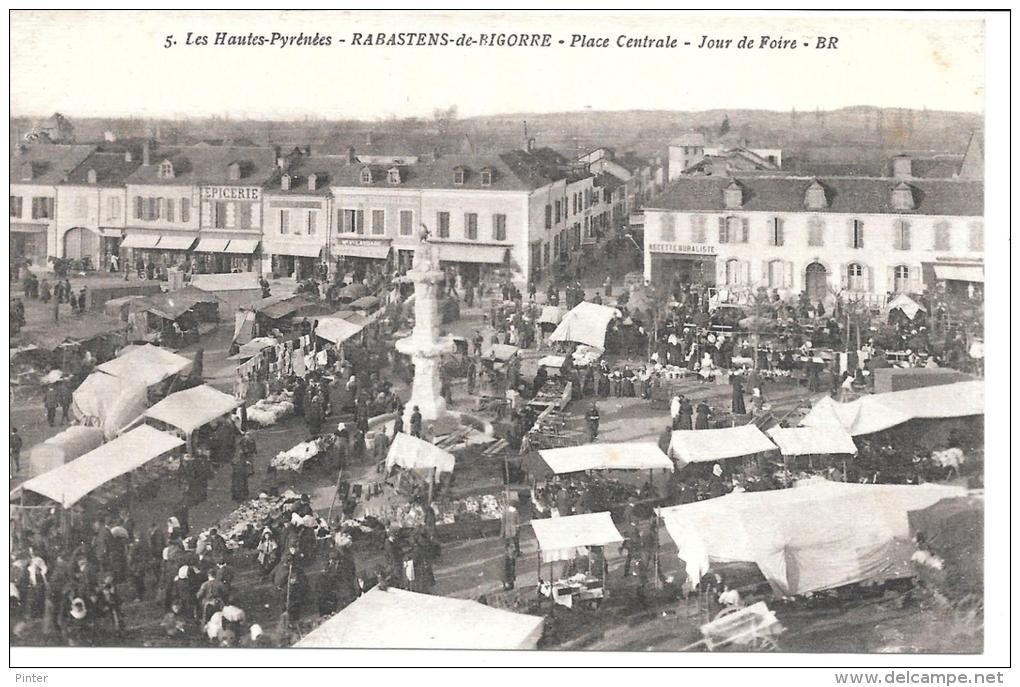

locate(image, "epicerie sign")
[[200, 186, 261, 201], [648, 243, 716, 255]]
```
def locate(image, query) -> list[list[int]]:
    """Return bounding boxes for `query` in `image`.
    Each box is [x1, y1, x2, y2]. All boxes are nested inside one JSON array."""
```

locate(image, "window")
[[388, 168, 401, 185], [554, 200, 561, 224], [493, 214, 507, 241], [891, 184, 914, 211], [807, 217, 825, 247], [893, 219, 911, 250], [360, 168, 373, 184], [968, 222, 983, 251], [159, 160, 174, 179], [156, 198, 166, 221], [180, 198, 190, 223], [342, 208, 364, 234], [847, 263, 866, 291], [690, 215, 707, 243], [543, 243, 550, 265], [723, 184, 743, 209], [399, 210, 413, 236], [75, 196, 88, 219], [660, 214, 676, 242], [10, 196, 22, 218], [453, 167, 465, 185], [480, 169, 492, 187], [31, 197, 54, 219], [371, 210, 385, 235], [107, 196, 121, 220], [224, 202, 237, 229], [544, 204, 552, 229], [307, 210, 318, 235], [437, 211, 450, 238], [804, 182, 827, 210], [850, 219, 864, 249], [769, 217, 785, 247], [464, 212, 478, 240], [279, 210, 290, 234], [165, 198, 175, 223], [718, 216, 747, 243], [934, 221, 951, 251], [767, 260, 788, 288], [893, 265, 910, 293], [725, 259, 742, 285]]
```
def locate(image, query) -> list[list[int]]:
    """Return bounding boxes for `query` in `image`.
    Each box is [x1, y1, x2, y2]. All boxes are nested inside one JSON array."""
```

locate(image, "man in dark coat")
[[731, 374, 746, 415], [44, 385, 60, 426], [677, 396, 693, 430], [695, 401, 712, 430], [586, 402, 600, 442], [409, 406, 423, 438]]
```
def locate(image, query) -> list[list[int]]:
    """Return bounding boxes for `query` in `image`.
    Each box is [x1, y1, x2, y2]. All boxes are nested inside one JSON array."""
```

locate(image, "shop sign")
[[648, 243, 716, 256], [200, 186, 261, 201], [335, 238, 391, 247]]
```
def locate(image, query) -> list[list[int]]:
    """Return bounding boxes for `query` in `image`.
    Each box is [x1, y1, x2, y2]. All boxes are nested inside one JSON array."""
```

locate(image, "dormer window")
[[360, 167, 373, 184], [387, 167, 401, 185], [280, 174, 291, 191], [158, 160, 175, 180], [227, 162, 242, 181], [86, 169, 97, 184], [307, 173, 318, 191], [891, 182, 915, 211], [804, 180, 827, 210], [453, 166, 466, 186], [480, 167, 492, 187], [723, 182, 743, 209]]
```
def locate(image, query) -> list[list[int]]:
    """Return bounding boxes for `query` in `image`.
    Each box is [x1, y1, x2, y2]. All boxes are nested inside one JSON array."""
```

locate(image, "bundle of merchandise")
[[246, 390, 296, 428], [271, 437, 325, 471]]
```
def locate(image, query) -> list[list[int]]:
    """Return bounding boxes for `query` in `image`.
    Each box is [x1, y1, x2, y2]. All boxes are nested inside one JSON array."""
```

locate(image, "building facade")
[[642, 171, 983, 303]]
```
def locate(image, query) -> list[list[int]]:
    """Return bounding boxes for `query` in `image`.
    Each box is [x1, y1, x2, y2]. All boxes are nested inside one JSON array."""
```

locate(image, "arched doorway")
[[63, 227, 99, 262], [805, 262, 828, 302]]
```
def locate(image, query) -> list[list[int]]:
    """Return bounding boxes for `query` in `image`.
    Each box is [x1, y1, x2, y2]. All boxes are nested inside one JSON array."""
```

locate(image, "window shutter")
[[866, 265, 874, 293], [716, 261, 727, 285], [741, 217, 750, 243], [785, 261, 794, 288], [776, 218, 784, 246], [902, 222, 911, 250], [839, 263, 849, 290], [250, 202, 260, 228], [717, 216, 726, 243], [741, 261, 751, 285], [909, 266, 922, 293], [134, 197, 142, 220], [761, 260, 770, 286], [201, 201, 212, 227], [886, 266, 896, 293], [847, 219, 855, 248]]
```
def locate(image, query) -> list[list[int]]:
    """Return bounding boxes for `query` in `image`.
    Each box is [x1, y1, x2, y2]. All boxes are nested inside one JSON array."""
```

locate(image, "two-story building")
[[9, 143, 95, 269], [55, 149, 140, 271], [642, 164, 983, 304], [123, 144, 277, 273]]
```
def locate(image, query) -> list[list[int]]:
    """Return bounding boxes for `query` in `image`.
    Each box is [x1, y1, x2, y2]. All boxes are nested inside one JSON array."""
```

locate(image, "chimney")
[[274, 145, 282, 159], [87, 169, 97, 184], [280, 174, 291, 191], [892, 155, 912, 179], [307, 173, 318, 191], [277, 156, 288, 171], [527, 137, 536, 152], [365, 131, 374, 146], [346, 146, 356, 164], [142, 140, 151, 166], [124, 149, 133, 163]]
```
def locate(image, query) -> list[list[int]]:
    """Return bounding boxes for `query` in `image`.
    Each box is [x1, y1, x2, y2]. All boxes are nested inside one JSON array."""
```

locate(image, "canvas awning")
[[537, 355, 566, 369], [156, 235, 196, 251], [120, 234, 161, 249], [386, 432, 456, 474], [314, 317, 364, 345], [143, 286, 219, 320], [227, 336, 278, 361], [335, 243, 391, 260], [933, 263, 984, 283], [10, 222, 47, 233], [20, 425, 184, 508], [668, 425, 777, 469], [263, 240, 322, 258], [538, 305, 565, 325], [294, 587, 545, 650], [72, 371, 150, 439], [96, 344, 193, 387], [224, 239, 260, 254], [191, 272, 261, 292], [349, 295, 380, 310], [800, 381, 984, 437], [657, 481, 966, 596], [539, 442, 673, 474], [484, 343, 520, 362], [144, 384, 239, 435], [531, 512, 625, 563], [435, 243, 508, 264], [193, 238, 231, 253], [336, 283, 369, 301], [766, 426, 858, 457], [885, 293, 926, 320], [548, 301, 620, 350]]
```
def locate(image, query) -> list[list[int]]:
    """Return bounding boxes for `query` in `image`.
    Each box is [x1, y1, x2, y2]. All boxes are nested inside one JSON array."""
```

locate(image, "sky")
[[9, 11, 985, 120]]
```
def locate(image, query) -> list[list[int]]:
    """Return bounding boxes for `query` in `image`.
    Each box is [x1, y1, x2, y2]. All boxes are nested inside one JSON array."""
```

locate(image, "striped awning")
[[933, 263, 983, 283], [9, 223, 47, 234], [194, 238, 231, 253], [435, 243, 508, 264], [224, 239, 260, 254], [156, 235, 197, 251], [121, 234, 161, 249], [263, 240, 322, 258]]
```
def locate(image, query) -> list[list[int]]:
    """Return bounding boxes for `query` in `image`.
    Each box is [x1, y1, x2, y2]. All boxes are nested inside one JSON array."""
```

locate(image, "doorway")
[[805, 262, 828, 302]]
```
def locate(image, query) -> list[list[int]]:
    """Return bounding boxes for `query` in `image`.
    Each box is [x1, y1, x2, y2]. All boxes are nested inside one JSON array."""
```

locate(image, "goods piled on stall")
[[271, 435, 333, 472], [570, 345, 602, 368], [246, 390, 295, 428], [199, 490, 310, 550]]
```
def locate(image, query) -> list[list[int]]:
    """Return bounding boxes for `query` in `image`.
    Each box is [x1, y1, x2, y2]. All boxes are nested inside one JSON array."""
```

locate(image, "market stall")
[[246, 389, 296, 428], [656, 480, 966, 596], [294, 587, 545, 649], [127, 286, 220, 347], [270, 434, 334, 472], [142, 384, 239, 447], [385, 432, 456, 476], [71, 371, 150, 439], [95, 343, 193, 388], [531, 511, 624, 609], [25, 426, 106, 478], [668, 425, 778, 473], [548, 301, 621, 351], [765, 425, 858, 480], [314, 315, 366, 349]]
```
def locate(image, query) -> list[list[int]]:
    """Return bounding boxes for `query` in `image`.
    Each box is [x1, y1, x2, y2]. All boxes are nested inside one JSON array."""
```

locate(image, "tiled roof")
[[64, 152, 141, 186], [9, 144, 96, 185], [670, 132, 707, 147], [647, 176, 983, 217], [125, 145, 278, 186], [263, 154, 348, 195]]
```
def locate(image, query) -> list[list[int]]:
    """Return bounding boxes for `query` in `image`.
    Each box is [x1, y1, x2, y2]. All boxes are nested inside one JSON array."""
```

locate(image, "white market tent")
[[668, 425, 777, 470], [548, 301, 620, 350], [26, 426, 106, 478], [537, 354, 566, 369], [294, 587, 545, 650], [96, 344, 193, 387], [72, 371, 150, 439], [800, 381, 984, 437], [539, 442, 673, 474], [20, 425, 184, 508], [537, 305, 566, 325], [386, 432, 456, 475], [657, 480, 965, 596], [314, 316, 365, 345], [885, 293, 926, 320], [531, 511, 625, 563], [766, 426, 858, 457], [144, 384, 239, 435]]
